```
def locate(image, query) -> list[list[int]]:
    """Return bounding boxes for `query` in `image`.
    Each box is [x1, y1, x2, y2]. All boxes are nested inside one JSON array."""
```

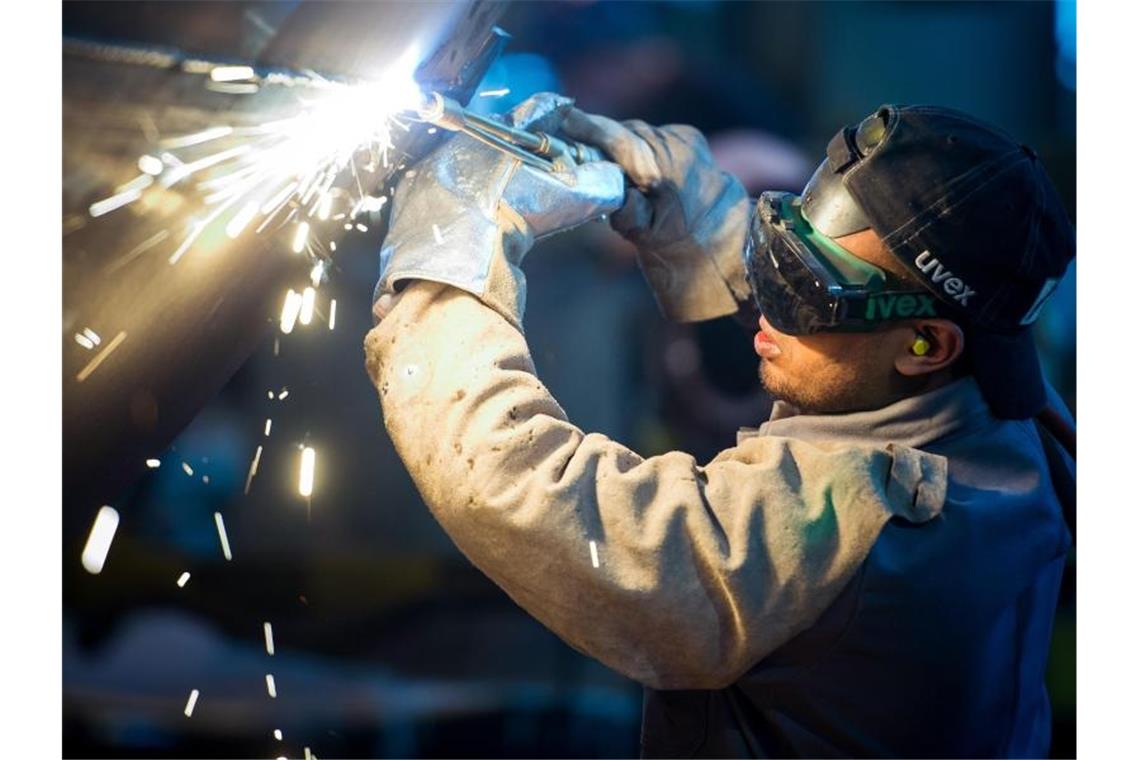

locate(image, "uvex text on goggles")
[[743, 191, 953, 335]]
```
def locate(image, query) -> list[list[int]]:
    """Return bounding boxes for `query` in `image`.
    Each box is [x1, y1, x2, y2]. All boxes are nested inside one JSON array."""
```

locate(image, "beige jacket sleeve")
[[363, 280, 947, 691]]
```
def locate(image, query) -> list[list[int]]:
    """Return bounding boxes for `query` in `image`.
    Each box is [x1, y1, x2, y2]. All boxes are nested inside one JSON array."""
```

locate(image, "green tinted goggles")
[[743, 192, 952, 335]]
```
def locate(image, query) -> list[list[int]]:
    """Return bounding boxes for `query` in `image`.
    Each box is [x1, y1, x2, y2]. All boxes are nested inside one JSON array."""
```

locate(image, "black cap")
[[829, 105, 1074, 419]]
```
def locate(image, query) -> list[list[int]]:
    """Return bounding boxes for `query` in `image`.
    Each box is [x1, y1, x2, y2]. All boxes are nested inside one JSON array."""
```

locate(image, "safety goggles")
[[743, 191, 952, 335]]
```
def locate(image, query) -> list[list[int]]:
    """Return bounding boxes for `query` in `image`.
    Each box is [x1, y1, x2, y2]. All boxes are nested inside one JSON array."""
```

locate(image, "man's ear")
[[895, 319, 965, 377]]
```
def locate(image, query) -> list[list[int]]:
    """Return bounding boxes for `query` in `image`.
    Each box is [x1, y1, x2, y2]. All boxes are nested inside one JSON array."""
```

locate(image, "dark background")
[[63, 1, 1076, 757]]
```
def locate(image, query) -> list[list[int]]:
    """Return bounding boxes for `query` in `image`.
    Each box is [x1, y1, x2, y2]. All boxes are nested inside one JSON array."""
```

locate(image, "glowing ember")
[[264, 622, 276, 656], [300, 287, 316, 325], [280, 289, 303, 334], [266, 673, 277, 698], [81, 506, 119, 575], [244, 445, 264, 495], [184, 689, 200, 717], [225, 200, 261, 238], [76, 331, 127, 382], [210, 65, 255, 82], [299, 447, 316, 497], [137, 154, 164, 175], [292, 221, 311, 254], [589, 540, 600, 568], [328, 299, 337, 330], [214, 512, 233, 560], [177, 572, 191, 587], [146, 458, 161, 468]]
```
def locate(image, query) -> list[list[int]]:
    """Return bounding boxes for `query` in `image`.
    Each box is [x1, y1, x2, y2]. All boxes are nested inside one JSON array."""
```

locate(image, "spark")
[[261, 181, 299, 215], [305, 749, 312, 760], [479, 87, 511, 98], [209, 65, 256, 82], [329, 241, 337, 251], [76, 331, 127, 382], [184, 689, 200, 717], [161, 145, 251, 187], [589, 540, 600, 568], [328, 299, 337, 330], [81, 506, 119, 575], [299, 447, 316, 497], [146, 458, 161, 468], [355, 223, 368, 232], [74, 333, 95, 350], [182, 462, 194, 476], [214, 512, 233, 560], [274, 729, 283, 741], [264, 418, 273, 437], [82, 328, 101, 345], [244, 445, 263, 495], [310, 260, 326, 286], [264, 622, 276, 655], [225, 200, 261, 238], [292, 221, 310, 254], [432, 223, 444, 244], [279, 388, 289, 400], [169, 200, 240, 264], [177, 572, 191, 587], [280, 289, 303, 334], [207, 81, 260, 95], [299, 287, 316, 325], [265, 674, 277, 698], [268, 390, 275, 400], [137, 155, 164, 175], [106, 229, 170, 274], [89, 187, 144, 218], [160, 126, 234, 150]]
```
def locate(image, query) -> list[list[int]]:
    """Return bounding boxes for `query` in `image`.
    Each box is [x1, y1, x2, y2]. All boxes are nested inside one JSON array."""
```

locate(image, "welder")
[[365, 94, 1074, 757]]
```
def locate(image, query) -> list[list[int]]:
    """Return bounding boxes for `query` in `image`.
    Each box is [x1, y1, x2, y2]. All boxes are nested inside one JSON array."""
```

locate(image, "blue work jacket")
[[641, 378, 1073, 757]]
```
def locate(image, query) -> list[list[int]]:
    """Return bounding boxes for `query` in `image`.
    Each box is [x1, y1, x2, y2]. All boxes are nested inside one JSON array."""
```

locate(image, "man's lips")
[[754, 328, 782, 359]]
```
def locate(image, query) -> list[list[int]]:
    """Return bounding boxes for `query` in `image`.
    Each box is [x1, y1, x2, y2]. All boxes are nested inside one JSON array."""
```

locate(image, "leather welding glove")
[[374, 93, 625, 331], [561, 109, 753, 322]]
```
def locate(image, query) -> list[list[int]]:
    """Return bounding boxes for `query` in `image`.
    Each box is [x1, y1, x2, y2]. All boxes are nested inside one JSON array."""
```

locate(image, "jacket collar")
[[739, 377, 995, 450]]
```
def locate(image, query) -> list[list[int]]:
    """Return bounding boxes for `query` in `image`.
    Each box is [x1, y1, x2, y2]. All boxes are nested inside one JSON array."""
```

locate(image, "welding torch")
[[414, 91, 606, 173]]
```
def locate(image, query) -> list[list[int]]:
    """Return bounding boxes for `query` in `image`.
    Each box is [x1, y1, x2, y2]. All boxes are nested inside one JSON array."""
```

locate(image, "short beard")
[[759, 359, 929, 415]]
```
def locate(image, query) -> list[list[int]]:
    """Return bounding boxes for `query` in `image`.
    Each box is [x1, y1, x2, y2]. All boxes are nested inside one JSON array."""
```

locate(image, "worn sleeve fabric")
[[363, 280, 946, 690]]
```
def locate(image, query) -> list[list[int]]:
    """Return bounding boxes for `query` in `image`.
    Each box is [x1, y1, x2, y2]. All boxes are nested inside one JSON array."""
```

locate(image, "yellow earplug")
[[912, 336, 931, 356]]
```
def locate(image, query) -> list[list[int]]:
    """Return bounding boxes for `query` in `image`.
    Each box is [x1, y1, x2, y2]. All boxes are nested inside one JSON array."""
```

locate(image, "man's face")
[[754, 229, 928, 414]]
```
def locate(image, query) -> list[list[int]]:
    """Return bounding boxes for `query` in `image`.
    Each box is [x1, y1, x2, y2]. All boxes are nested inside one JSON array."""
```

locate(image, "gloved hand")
[[561, 110, 753, 322], [374, 93, 624, 330]]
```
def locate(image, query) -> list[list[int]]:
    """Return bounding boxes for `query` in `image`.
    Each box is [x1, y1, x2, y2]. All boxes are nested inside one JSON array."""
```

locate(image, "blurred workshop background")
[[62, 1, 1076, 757]]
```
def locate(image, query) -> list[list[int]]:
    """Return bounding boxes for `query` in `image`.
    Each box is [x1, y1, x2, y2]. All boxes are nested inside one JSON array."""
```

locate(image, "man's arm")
[[365, 280, 946, 690]]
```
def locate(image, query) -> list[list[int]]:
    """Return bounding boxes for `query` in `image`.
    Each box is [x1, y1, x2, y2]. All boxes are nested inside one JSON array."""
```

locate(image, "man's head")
[[745, 104, 1074, 418], [755, 228, 966, 414]]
